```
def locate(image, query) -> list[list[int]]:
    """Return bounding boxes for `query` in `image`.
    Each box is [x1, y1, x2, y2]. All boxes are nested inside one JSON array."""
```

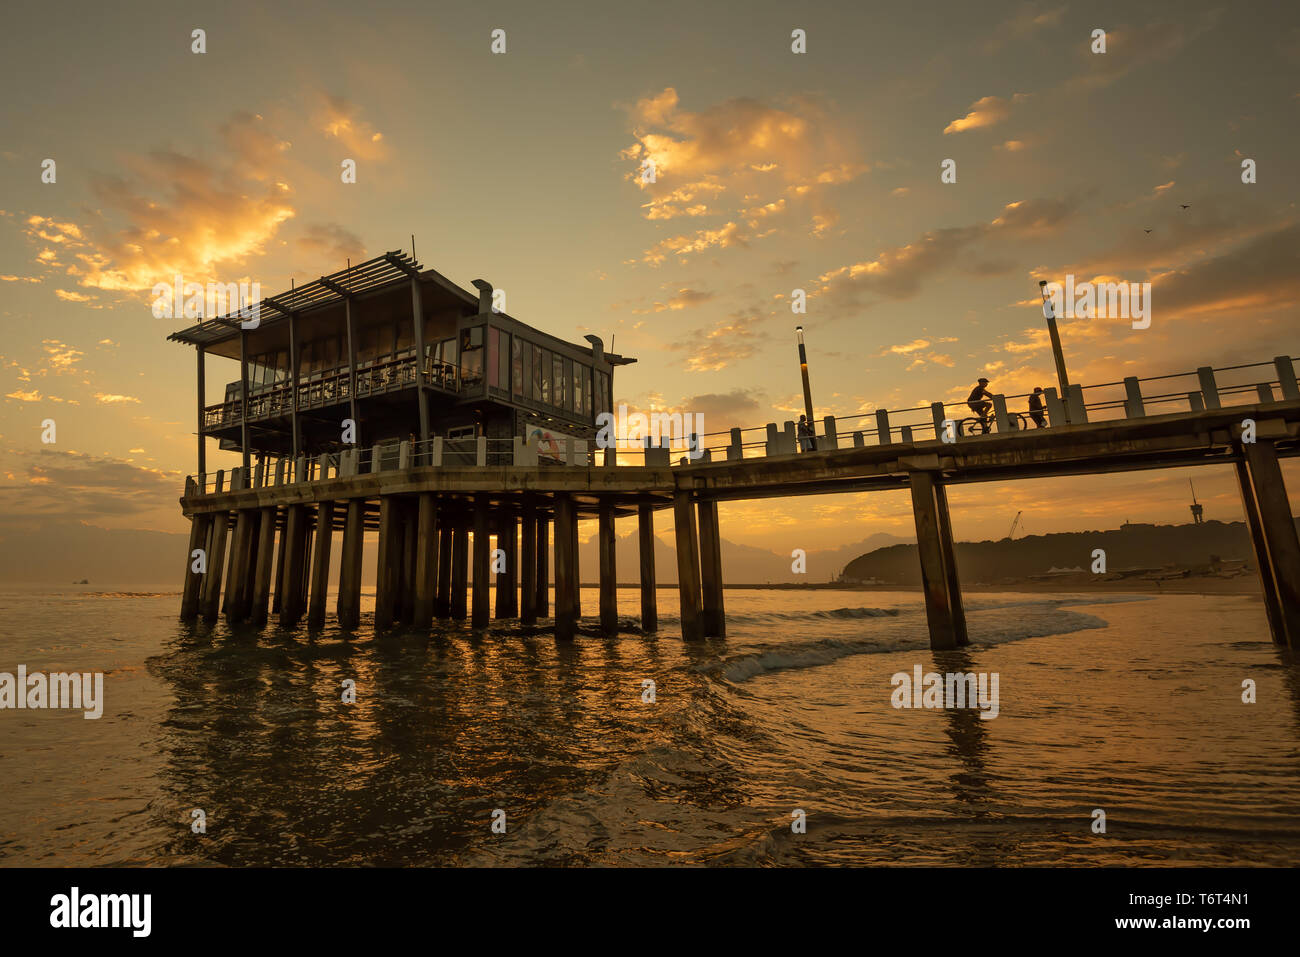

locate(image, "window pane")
[[531, 345, 543, 401], [573, 364, 584, 415], [487, 327, 501, 388], [553, 355, 565, 409], [512, 337, 523, 396], [540, 349, 551, 404]]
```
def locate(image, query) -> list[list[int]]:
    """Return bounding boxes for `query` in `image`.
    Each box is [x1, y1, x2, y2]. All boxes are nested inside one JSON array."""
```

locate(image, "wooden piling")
[[222, 509, 251, 619], [673, 490, 703, 640], [933, 482, 969, 647], [598, 500, 618, 634], [697, 498, 725, 638], [375, 496, 401, 629], [398, 499, 417, 624], [308, 500, 335, 629], [200, 511, 229, 622], [435, 521, 453, 618], [1241, 441, 1300, 647], [520, 502, 538, 625], [250, 506, 276, 625], [472, 494, 491, 629], [278, 504, 308, 626], [638, 504, 657, 632], [413, 492, 438, 628], [451, 520, 469, 619], [536, 514, 550, 617], [1235, 460, 1286, 645], [336, 498, 364, 629], [180, 514, 209, 619], [496, 507, 518, 619], [554, 494, 578, 639], [909, 471, 961, 650]]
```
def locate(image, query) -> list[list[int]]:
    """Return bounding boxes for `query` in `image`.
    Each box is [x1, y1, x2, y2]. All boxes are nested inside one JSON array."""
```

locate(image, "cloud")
[[943, 94, 1029, 134], [625, 88, 868, 261], [631, 288, 715, 314], [678, 388, 764, 423], [93, 392, 141, 404], [317, 95, 389, 161], [0, 447, 183, 523], [668, 309, 769, 372], [296, 223, 366, 263]]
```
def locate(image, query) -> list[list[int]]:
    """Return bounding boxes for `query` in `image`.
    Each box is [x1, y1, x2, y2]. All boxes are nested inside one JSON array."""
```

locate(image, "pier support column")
[[337, 499, 364, 629], [536, 513, 550, 618], [933, 484, 969, 647], [909, 471, 965, 650], [638, 504, 657, 632], [271, 514, 287, 615], [554, 494, 579, 639], [436, 521, 453, 618], [278, 504, 308, 627], [398, 500, 417, 625], [180, 514, 210, 619], [1240, 442, 1300, 647], [599, 500, 618, 634], [451, 520, 469, 619], [496, 508, 518, 619], [200, 511, 229, 622], [250, 506, 276, 625], [298, 520, 314, 616], [308, 501, 335, 629], [375, 496, 401, 630], [223, 509, 252, 620], [472, 494, 491, 629], [413, 492, 438, 629], [673, 490, 703, 640], [520, 502, 538, 625], [697, 499, 725, 638]]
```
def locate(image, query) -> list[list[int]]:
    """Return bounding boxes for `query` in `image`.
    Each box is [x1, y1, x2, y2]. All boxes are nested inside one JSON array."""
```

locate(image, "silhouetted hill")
[[841, 520, 1286, 585]]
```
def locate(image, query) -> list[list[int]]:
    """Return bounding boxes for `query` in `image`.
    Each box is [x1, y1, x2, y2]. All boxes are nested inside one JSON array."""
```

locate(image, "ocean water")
[[1, 585, 1297, 867]]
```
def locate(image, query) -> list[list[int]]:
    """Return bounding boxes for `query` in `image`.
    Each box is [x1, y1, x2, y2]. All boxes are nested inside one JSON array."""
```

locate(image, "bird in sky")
[[1180, 204, 1191, 209], [1144, 227, 1153, 233]]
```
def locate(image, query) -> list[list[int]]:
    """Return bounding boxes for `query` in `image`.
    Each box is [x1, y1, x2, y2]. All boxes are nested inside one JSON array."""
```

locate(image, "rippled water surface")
[[2, 585, 1298, 866]]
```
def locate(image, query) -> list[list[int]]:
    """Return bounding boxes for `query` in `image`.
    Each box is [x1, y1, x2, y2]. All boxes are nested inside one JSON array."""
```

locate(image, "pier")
[[171, 253, 1300, 650]]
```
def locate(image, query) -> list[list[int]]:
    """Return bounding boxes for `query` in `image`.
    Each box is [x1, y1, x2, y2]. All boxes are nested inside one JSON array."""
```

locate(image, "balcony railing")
[[204, 352, 463, 431]]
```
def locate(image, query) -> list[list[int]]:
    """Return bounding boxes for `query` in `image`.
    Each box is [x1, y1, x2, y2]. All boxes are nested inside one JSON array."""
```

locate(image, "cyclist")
[[967, 377, 993, 433]]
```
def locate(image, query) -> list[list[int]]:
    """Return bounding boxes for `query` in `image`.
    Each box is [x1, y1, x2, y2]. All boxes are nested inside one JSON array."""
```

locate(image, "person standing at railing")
[[797, 415, 816, 452], [1028, 387, 1047, 428]]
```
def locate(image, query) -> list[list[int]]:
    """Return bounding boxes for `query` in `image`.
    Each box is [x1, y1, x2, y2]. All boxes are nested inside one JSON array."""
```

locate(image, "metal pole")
[[796, 326, 815, 444], [1039, 280, 1071, 422]]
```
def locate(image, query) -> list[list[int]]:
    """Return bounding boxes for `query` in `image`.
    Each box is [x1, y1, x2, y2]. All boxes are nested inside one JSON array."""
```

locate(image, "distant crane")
[[1007, 510, 1023, 539], [1189, 479, 1204, 525]]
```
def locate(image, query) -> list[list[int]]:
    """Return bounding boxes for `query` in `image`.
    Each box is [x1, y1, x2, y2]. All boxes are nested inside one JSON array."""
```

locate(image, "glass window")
[[512, 337, 523, 396], [582, 366, 592, 418], [565, 358, 575, 413], [488, 327, 501, 388], [531, 345, 543, 401], [597, 371, 608, 416], [540, 349, 552, 404], [460, 326, 484, 383], [573, 364, 584, 415], [321, 337, 339, 371], [553, 355, 565, 409], [499, 332, 510, 391]]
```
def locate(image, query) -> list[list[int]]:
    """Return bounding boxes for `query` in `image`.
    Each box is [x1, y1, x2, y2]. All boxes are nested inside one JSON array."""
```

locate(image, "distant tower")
[[1189, 479, 1204, 525]]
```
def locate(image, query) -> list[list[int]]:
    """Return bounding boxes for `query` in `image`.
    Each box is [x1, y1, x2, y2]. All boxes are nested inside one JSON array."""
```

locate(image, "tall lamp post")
[[1038, 280, 1072, 423], [796, 325, 816, 449]]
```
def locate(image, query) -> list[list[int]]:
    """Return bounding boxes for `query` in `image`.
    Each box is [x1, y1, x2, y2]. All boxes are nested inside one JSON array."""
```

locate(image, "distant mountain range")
[[841, 520, 1285, 585]]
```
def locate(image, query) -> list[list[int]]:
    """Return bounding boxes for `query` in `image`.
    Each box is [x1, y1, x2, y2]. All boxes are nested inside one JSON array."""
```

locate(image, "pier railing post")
[[1197, 367, 1221, 410], [876, 409, 892, 445], [992, 395, 1010, 433], [822, 415, 838, 451], [1066, 384, 1089, 424], [727, 428, 743, 461], [1274, 355, 1299, 401], [1123, 377, 1145, 418], [1043, 387, 1066, 426]]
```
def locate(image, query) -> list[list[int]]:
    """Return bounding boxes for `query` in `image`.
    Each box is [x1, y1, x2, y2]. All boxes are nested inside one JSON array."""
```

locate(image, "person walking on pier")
[[1028, 386, 1047, 428], [967, 377, 993, 434], [797, 415, 816, 452]]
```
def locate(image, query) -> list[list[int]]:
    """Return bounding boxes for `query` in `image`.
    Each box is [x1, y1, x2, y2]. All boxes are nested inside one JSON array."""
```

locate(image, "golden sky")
[[1, 0, 1297, 554]]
